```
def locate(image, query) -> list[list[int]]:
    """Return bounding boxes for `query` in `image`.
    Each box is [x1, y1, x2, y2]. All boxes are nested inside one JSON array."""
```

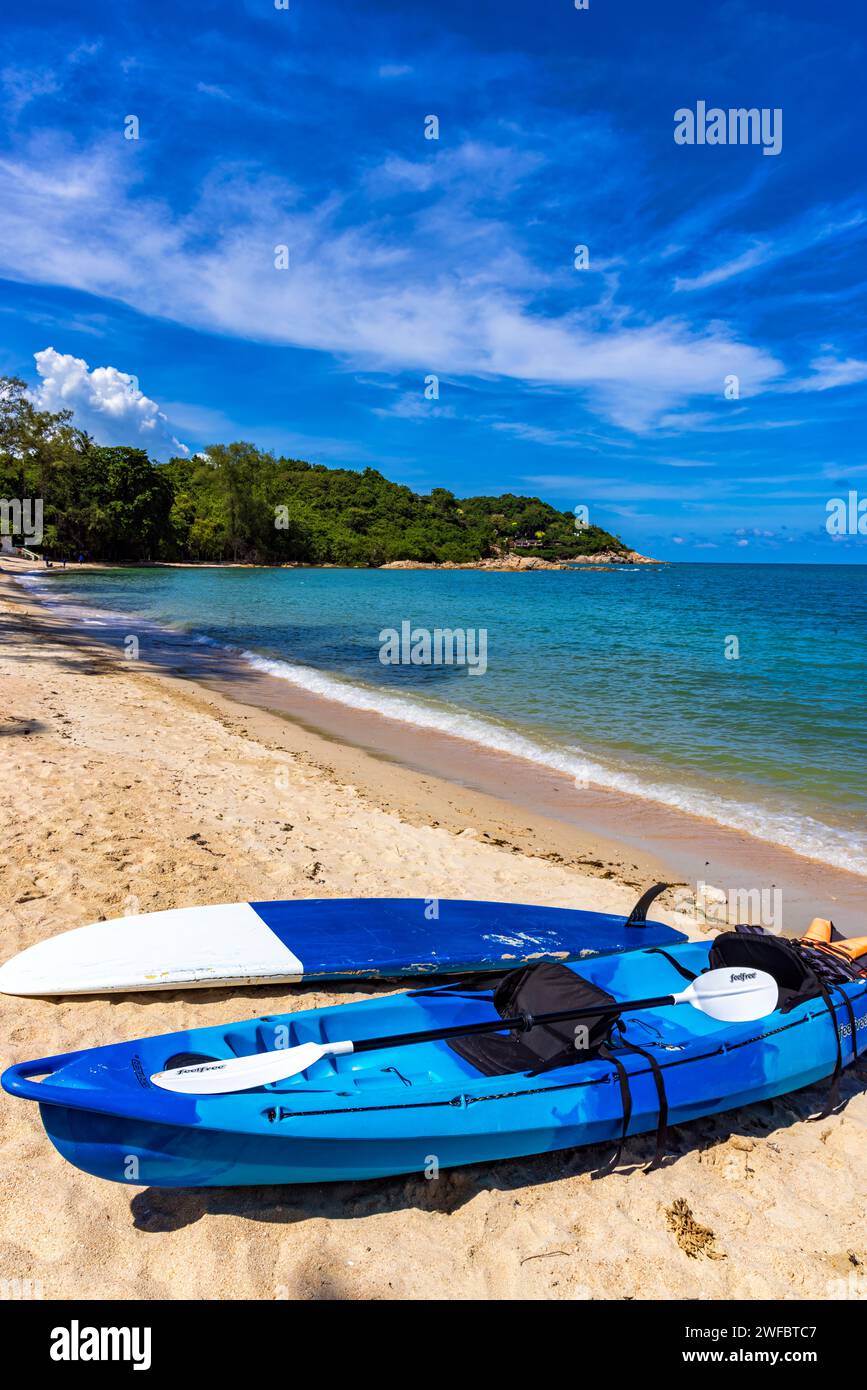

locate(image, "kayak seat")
[[708, 931, 822, 1012], [448, 962, 618, 1078], [712, 928, 863, 1118]]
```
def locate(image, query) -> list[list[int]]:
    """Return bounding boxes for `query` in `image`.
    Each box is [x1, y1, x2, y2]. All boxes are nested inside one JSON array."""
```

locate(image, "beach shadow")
[[131, 1160, 534, 1233], [0, 590, 261, 687], [0, 719, 48, 736], [130, 1057, 867, 1233]]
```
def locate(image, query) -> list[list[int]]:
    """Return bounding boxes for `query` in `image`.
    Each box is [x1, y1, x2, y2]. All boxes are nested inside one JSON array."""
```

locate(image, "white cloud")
[[523, 474, 718, 502], [33, 347, 187, 459], [1, 66, 60, 119], [376, 156, 438, 192], [782, 352, 867, 393], [657, 456, 717, 468], [674, 242, 772, 292], [196, 82, 232, 101], [371, 391, 456, 421], [655, 409, 805, 434], [491, 421, 591, 448], [1, 41, 101, 119], [375, 141, 544, 199], [669, 206, 867, 294], [0, 135, 784, 433]]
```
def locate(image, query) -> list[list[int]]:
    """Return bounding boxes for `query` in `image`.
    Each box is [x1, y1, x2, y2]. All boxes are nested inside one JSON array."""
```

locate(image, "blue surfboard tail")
[[248, 893, 685, 979]]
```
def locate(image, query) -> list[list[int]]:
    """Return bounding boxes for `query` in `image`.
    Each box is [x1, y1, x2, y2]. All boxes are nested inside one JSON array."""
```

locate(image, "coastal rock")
[[378, 548, 661, 571], [575, 549, 662, 565]]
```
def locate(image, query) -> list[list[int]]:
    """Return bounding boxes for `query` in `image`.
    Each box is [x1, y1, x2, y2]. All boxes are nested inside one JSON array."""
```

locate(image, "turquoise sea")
[[23, 564, 867, 876]]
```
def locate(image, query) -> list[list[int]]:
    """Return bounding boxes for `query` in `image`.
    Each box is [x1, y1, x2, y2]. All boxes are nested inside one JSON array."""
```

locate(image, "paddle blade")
[[685, 966, 778, 1023], [151, 1040, 331, 1094]]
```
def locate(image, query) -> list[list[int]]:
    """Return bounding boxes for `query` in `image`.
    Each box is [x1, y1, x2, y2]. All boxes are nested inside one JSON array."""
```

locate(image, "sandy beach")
[[1, 567, 865, 1301]]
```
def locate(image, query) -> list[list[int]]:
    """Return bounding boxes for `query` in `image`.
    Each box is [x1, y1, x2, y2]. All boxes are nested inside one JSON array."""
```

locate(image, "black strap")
[[809, 978, 846, 1120], [840, 990, 859, 1067], [593, 1028, 670, 1175], [645, 946, 698, 983], [613, 1028, 670, 1171], [623, 882, 674, 928], [594, 1042, 633, 1177], [799, 941, 866, 985]]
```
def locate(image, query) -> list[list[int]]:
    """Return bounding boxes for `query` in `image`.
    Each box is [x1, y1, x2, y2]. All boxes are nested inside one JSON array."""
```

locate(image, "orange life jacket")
[[801, 917, 867, 963]]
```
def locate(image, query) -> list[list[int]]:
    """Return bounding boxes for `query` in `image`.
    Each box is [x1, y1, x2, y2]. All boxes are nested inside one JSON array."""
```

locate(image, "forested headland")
[[0, 376, 629, 566]]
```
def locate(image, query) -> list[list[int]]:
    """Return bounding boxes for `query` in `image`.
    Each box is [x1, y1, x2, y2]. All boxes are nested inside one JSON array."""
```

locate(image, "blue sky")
[[1, 0, 865, 561]]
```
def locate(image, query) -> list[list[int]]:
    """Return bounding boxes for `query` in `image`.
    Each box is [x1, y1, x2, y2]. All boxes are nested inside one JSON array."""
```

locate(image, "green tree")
[[0, 375, 633, 566]]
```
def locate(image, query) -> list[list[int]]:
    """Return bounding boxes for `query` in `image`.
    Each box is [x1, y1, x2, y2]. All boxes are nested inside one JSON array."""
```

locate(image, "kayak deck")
[[5, 941, 865, 1187]]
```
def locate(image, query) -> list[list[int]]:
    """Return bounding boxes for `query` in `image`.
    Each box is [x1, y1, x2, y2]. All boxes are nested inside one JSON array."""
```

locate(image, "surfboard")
[[0, 893, 685, 997]]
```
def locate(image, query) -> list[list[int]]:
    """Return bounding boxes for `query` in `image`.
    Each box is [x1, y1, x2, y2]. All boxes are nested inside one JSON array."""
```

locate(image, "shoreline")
[[2, 567, 867, 1300], [7, 561, 866, 933], [0, 568, 681, 906], [1, 547, 662, 574]]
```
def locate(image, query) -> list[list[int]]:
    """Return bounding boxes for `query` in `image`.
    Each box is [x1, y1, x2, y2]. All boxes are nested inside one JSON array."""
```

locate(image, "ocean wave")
[[237, 647, 867, 877]]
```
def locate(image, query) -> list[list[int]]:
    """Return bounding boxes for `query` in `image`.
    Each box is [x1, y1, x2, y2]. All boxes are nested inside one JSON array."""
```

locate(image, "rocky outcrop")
[[379, 548, 662, 571], [380, 554, 561, 571], [571, 549, 662, 565]]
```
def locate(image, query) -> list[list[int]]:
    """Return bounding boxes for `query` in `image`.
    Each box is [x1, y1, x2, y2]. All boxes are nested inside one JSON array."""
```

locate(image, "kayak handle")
[[2, 1052, 202, 1124], [1, 1051, 89, 1104]]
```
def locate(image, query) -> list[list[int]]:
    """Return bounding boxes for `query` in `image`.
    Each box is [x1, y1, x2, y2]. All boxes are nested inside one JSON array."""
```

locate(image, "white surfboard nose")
[[0, 957, 30, 995], [0, 926, 124, 995], [0, 902, 304, 996], [0, 940, 66, 996]]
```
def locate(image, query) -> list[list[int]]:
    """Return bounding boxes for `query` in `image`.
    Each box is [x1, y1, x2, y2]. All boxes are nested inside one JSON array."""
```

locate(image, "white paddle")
[[151, 965, 779, 1095]]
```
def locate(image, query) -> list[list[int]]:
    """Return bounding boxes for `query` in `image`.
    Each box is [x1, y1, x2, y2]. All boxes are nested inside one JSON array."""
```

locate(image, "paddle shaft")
[[349, 992, 676, 1056]]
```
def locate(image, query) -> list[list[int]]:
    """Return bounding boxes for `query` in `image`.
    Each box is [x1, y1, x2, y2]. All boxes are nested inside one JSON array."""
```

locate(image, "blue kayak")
[[4, 934, 864, 1186]]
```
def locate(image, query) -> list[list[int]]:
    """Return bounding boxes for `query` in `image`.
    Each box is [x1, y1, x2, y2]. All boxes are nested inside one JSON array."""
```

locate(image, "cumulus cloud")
[[33, 347, 188, 460]]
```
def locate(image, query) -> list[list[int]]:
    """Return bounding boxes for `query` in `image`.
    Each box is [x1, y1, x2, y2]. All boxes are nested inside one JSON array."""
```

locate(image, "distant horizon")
[[1, 0, 865, 563]]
